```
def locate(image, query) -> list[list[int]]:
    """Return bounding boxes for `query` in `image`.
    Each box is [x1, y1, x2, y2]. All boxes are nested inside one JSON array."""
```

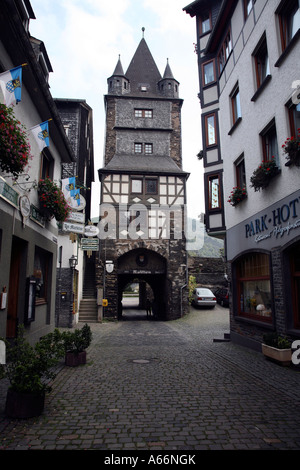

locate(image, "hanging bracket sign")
[[81, 238, 99, 251]]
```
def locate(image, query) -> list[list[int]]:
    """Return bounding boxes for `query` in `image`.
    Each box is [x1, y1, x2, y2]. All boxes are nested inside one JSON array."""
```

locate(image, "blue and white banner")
[[0, 66, 22, 107], [30, 121, 49, 151], [62, 177, 81, 208]]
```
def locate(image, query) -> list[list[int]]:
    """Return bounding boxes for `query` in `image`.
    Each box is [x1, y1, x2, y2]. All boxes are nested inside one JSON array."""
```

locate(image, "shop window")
[[277, 0, 300, 52], [34, 246, 50, 304], [236, 253, 272, 321], [253, 34, 270, 90], [202, 60, 215, 86], [261, 120, 279, 164], [208, 174, 221, 209], [205, 113, 217, 147]]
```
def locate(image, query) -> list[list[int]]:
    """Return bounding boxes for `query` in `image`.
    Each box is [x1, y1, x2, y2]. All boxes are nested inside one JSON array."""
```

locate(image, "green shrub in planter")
[[62, 323, 92, 366], [0, 325, 64, 418]]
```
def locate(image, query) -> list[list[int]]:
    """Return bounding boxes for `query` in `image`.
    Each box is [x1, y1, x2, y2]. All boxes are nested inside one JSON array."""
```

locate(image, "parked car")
[[191, 288, 216, 309], [214, 287, 229, 307]]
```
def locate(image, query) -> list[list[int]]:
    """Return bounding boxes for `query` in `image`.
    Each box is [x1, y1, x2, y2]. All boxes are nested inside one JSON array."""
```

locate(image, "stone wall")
[[188, 256, 227, 289]]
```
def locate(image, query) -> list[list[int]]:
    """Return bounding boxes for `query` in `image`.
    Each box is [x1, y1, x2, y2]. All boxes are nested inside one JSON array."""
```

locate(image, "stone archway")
[[117, 248, 168, 320]]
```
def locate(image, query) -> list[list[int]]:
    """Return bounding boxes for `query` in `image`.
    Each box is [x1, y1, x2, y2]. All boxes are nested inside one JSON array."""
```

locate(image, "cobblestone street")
[[0, 304, 300, 453]]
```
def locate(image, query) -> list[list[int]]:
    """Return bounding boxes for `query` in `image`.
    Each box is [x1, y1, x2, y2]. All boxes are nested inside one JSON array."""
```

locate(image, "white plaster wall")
[[0, 40, 66, 238], [219, 0, 300, 231]]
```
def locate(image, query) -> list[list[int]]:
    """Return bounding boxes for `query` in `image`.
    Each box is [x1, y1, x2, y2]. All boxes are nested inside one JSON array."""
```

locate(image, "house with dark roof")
[[97, 35, 189, 321]]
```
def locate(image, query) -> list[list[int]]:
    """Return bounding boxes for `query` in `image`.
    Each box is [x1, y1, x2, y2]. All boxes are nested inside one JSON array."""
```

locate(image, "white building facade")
[[185, 0, 300, 350]]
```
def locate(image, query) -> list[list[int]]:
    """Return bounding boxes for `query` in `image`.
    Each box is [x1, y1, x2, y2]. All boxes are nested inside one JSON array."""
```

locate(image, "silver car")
[[191, 288, 216, 308]]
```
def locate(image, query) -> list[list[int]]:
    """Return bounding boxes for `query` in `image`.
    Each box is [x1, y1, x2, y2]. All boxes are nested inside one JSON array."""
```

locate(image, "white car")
[[191, 288, 216, 308]]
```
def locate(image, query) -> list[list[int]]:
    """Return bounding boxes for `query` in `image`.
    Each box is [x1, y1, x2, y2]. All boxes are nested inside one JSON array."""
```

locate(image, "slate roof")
[[99, 154, 188, 177], [125, 38, 162, 97]]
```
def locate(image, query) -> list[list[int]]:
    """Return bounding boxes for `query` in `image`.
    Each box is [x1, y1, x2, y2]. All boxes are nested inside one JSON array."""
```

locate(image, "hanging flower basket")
[[250, 157, 279, 191], [227, 186, 247, 206], [0, 103, 33, 177], [282, 129, 300, 167], [38, 178, 71, 222]]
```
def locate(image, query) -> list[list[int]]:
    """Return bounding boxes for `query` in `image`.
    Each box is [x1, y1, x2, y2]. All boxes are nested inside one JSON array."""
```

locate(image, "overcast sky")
[[29, 0, 204, 219]]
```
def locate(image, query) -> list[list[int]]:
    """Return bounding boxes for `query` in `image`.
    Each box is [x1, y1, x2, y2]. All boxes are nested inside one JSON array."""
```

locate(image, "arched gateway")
[[118, 248, 167, 320], [96, 35, 189, 321]]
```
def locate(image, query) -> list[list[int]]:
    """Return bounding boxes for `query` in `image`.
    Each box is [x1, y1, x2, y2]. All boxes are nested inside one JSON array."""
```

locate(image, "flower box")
[[227, 186, 247, 206], [250, 156, 280, 191], [262, 344, 292, 366]]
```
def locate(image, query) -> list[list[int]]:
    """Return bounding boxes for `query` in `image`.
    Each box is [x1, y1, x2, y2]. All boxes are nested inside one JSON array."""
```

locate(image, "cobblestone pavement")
[[0, 304, 300, 451]]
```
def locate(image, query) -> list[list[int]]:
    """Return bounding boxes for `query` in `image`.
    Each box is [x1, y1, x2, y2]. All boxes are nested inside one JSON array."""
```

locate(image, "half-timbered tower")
[[97, 36, 189, 321]]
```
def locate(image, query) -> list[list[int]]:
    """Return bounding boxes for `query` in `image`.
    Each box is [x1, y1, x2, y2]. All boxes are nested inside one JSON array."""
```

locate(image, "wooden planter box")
[[65, 350, 87, 367], [5, 389, 45, 419], [262, 344, 292, 366]]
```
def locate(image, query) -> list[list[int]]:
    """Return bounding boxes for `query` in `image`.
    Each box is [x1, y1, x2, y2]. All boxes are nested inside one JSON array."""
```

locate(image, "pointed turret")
[[107, 55, 130, 95], [158, 58, 179, 98], [125, 38, 162, 96]]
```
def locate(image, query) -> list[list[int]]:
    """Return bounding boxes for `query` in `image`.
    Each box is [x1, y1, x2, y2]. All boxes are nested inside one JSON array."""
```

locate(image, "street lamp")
[[69, 255, 78, 270]]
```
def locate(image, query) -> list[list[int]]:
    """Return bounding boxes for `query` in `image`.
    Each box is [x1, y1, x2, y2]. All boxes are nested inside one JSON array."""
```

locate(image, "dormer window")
[[141, 86, 147, 92]]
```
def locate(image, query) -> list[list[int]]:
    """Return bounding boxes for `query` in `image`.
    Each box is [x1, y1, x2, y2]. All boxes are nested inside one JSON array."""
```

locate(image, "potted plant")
[[227, 186, 247, 206], [0, 325, 64, 418], [250, 156, 280, 191], [0, 103, 33, 177], [38, 178, 70, 222], [282, 129, 300, 167], [262, 332, 292, 366], [62, 323, 92, 367]]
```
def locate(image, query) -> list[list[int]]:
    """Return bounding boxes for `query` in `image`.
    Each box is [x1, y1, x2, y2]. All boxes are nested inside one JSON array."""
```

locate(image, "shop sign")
[[67, 211, 85, 223], [227, 190, 300, 260], [84, 225, 99, 237], [0, 176, 19, 209], [245, 192, 300, 243], [19, 195, 30, 227], [30, 205, 45, 227], [81, 238, 99, 251], [62, 222, 84, 234]]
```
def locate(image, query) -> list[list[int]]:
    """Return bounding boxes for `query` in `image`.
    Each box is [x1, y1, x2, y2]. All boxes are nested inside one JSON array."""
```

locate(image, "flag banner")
[[62, 177, 82, 209], [0, 66, 22, 106], [71, 188, 81, 206], [30, 121, 49, 151], [62, 176, 76, 196]]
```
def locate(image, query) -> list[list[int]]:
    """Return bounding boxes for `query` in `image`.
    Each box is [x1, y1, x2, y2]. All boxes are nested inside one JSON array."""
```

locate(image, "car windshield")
[[197, 289, 213, 296]]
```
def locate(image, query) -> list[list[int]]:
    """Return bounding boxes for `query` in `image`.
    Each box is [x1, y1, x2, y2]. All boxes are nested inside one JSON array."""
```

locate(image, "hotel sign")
[[227, 190, 300, 260]]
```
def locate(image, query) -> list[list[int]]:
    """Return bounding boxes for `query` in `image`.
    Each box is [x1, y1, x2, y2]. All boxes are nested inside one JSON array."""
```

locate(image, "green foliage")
[[0, 326, 65, 395], [62, 323, 92, 354], [263, 332, 291, 349], [188, 275, 197, 304]]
